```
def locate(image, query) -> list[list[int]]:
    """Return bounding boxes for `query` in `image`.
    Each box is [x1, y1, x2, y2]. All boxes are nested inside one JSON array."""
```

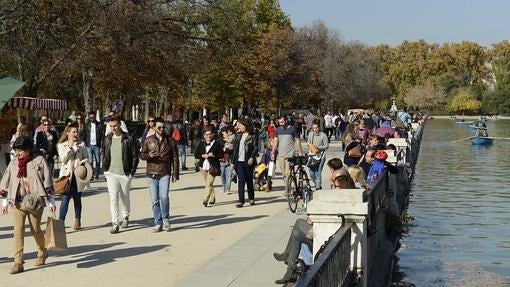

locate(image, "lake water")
[[393, 119, 510, 287]]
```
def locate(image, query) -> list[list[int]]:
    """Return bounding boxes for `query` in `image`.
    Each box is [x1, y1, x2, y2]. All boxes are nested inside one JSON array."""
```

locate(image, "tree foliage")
[[405, 83, 446, 111], [449, 88, 481, 115], [1, 1, 510, 117]]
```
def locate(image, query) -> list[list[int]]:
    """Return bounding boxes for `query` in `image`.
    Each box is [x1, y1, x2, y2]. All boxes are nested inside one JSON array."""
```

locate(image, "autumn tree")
[[405, 83, 446, 111], [0, 0, 105, 98], [449, 88, 481, 115]]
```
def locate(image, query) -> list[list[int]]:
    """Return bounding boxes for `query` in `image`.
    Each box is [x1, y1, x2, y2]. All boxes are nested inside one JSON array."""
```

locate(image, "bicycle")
[[286, 156, 313, 213]]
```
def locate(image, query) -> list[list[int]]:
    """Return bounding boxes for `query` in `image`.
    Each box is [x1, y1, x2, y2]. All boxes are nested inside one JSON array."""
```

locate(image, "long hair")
[[347, 166, 368, 188], [16, 123, 30, 138], [236, 118, 254, 134], [58, 123, 78, 143], [341, 123, 359, 142]]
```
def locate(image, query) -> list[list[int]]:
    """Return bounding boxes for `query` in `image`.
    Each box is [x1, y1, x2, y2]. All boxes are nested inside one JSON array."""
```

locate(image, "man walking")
[[102, 116, 139, 234], [272, 116, 303, 197], [139, 117, 179, 232], [84, 111, 103, 180]]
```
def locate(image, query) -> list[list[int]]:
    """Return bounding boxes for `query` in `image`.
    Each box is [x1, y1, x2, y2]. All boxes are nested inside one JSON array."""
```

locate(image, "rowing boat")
[[471, 136, 494, 145]]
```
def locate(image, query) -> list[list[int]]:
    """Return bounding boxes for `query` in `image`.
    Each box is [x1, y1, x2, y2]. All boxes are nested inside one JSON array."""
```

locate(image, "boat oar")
[[450, 136, 474, 143], [490, 137, 510, 140]]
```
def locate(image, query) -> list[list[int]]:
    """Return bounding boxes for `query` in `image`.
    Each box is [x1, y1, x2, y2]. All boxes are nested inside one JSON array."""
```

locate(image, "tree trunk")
[[82, 68, 94, 112]]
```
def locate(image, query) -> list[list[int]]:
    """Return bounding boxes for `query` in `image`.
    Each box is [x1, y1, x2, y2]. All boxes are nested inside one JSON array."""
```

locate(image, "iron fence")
[[295, 223, 355, 287]]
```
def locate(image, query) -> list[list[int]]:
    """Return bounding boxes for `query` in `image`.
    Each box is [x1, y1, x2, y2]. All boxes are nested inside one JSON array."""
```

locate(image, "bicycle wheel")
[[287, 175, 299, 213]]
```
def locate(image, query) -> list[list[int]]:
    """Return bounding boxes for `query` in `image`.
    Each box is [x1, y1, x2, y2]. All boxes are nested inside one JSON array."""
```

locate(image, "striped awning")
[[34, 98, 68, 111], [5, 97, 34, 109], [4, 97, 68, 111]]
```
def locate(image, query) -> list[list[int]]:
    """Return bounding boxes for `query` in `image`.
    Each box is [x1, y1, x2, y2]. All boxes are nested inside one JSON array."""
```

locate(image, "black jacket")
[[35, 130, 59, 160], [232, 132, 259, 167], [102, 132, 139, 176], [194, 139, 223, 169], [84, 121, 104, 148]]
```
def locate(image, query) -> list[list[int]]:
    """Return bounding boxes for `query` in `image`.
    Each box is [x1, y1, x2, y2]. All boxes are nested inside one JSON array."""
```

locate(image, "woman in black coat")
[[194, 126, 223, 207], [35, 119, 59, 176], [232, 118, 259, 207]]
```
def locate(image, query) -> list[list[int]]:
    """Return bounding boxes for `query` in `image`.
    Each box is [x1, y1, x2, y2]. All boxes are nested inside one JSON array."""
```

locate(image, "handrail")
[[295, 222, 354, 287]]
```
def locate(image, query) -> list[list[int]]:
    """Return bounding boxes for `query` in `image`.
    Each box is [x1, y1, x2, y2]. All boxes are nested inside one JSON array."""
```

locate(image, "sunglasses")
[[155, 126, 164, 130], [43, 124, 49, 126], [148, 119, 154, 122]]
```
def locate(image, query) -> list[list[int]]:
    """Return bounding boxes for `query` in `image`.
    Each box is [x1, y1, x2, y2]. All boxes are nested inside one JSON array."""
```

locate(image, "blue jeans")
[[177, 144, 186, 168], [59, 176, 82, 220], [308, 156, 326, 190], [87, 145, 101, 177], [220, 164, 232, 193], [148, 175, 170, 226], [236, 162, 254, 204]]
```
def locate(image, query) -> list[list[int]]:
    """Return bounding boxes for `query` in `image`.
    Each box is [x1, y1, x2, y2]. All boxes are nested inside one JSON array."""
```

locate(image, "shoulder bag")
[[54, 176, 71, 195]]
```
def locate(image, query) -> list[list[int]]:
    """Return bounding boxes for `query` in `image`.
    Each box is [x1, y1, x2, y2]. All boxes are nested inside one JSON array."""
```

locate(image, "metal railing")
[[295, 223, 354, 287]]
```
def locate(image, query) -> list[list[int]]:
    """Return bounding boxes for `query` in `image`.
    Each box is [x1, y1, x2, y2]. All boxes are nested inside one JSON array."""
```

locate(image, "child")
[[259, 138, 277, 192]]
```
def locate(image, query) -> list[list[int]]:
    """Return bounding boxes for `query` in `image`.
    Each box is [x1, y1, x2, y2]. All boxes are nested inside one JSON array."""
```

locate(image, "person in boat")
[[475, 127, 488, 137]]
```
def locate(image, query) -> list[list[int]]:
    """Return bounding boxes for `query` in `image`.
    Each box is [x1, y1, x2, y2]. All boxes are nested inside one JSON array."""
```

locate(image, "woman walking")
[[232, 118, 259, 207], [35, 119, 59, 176], [307, 123, 329, 190], [0, 137, 57, 274], [194, 126, 223, 207], [57, 123, 88, 230]]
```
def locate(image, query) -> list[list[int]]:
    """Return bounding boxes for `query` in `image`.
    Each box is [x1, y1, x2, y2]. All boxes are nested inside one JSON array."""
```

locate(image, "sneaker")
[[152, 224, 162, 233], [182, 166, 189, 170], [110, 224, 120, 234], [163, 219, 171, 232], [121, 217, 129, 228]]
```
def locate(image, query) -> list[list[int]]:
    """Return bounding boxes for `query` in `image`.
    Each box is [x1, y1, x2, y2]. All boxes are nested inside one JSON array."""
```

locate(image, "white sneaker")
[[163, 219, 171, 232], [152, 224, 162, 233]]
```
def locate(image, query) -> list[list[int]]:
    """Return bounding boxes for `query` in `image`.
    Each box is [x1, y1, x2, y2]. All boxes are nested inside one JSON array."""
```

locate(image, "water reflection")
[[393, 119, 510, 286]]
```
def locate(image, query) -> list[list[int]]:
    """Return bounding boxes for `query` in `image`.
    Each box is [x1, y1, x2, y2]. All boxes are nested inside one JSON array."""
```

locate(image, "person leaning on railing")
[[272, 175, 356, 285]]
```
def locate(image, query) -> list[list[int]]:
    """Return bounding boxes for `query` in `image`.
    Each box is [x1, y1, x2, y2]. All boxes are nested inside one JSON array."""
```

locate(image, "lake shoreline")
[[429, 115, 510, 120]]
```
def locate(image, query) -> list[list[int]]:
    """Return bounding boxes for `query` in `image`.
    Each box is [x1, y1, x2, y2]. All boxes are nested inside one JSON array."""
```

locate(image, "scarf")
[[17, 154, 33, 178]]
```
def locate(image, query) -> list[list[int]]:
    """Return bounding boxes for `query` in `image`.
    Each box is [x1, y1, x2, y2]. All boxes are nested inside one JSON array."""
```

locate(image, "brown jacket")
[[139, 133, 179, 179]]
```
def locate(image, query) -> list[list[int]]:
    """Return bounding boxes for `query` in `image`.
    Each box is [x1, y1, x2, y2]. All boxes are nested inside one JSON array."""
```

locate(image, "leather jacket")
[[232, 132, 259, 167], [102, 132, 139, 176], [139, 133, 179, 179]]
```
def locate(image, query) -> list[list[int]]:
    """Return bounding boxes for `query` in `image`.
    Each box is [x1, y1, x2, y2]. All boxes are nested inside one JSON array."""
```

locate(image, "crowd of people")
[[0, 107, 425, 276]]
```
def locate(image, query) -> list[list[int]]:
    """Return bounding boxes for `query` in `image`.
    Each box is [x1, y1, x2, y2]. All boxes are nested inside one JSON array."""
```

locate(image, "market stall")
[[0, 96, 68, 175]]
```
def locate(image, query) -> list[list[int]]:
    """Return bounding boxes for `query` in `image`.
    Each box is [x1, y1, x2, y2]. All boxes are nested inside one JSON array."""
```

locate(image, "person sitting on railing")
[[272, 176, 356, 285]]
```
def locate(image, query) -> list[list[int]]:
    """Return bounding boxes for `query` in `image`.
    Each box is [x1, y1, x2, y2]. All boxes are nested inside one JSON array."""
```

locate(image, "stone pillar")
[[307, 189, 369, 287]]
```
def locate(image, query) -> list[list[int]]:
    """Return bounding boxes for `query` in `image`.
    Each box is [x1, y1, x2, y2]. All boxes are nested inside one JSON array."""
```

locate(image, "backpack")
[[172, 126, 181, 142], [367, 159, 386, 185]]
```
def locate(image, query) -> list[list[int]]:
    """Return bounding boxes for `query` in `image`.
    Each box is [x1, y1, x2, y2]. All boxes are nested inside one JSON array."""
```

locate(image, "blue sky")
[[279, 0, 509, 47]]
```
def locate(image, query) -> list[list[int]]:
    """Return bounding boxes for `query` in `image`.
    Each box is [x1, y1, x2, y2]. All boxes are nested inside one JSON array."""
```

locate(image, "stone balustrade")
[[305, 121, 425, 287]]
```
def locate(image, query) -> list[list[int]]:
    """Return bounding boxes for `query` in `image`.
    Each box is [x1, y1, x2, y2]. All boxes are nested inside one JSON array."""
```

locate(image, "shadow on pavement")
[[171, 215, 268, 231], [44, 243, 170, 269]]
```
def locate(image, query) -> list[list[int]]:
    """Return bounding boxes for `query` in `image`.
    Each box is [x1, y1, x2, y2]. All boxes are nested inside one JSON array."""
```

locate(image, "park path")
[[0, 142, 339, 287]]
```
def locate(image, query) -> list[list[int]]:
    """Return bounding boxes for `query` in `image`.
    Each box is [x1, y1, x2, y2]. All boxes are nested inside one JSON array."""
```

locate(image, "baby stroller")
[[254, 163, 269, 191]]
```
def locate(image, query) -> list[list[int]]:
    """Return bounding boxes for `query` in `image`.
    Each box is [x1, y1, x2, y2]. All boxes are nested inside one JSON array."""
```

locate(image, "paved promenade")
[[0, 142, 338, 287]]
